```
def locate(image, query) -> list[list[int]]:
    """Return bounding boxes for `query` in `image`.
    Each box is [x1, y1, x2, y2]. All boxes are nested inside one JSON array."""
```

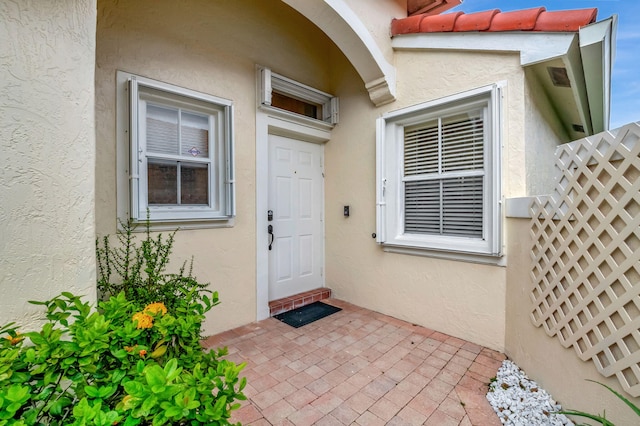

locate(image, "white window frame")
[[376, 83, 503, 261], [116, 71, 235, 228], [258, 66, 339, 127]]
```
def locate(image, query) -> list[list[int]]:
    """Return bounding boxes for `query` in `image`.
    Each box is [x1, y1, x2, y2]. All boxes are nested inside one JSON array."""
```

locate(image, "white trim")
[[579, 16, 617, 132], [255, 94, 331, 321], [258, 104, 335, 134], [258, 67, 338, 125], [382, 83, 504, 120], [375, 116, 387, 243], [383, 245, 507, 266], [323, 0, 395, 81], [323, 0, 396, 103], [376, 83, 504, 258], [116, 71, 235, 228], [128, 76, 140, 220], [392, 32, 577, 66], [128, 74, 233, 106]]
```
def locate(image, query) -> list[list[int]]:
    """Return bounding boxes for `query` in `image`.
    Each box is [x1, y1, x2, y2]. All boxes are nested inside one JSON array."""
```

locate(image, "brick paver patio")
[[202, 299, 504, 425]]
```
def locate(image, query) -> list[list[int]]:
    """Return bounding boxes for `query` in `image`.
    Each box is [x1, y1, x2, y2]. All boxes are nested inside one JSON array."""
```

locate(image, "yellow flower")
[[132, 312, 154, 329], [5, 334, 23, 345], [144, 302, 168, 316]]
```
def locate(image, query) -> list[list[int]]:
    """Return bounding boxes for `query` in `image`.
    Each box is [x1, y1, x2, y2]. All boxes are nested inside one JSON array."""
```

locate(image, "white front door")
[[268, 134, 324, 300]]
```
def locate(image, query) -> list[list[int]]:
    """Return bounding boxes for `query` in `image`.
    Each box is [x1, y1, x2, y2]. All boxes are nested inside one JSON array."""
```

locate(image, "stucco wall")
[[0, 0, 97, 329], [95, 0, 339, 335], [505, 218, 640, 425], [342, 0, 405, 64], [324, 50, 531, 351], [95, 0, 557, 353]]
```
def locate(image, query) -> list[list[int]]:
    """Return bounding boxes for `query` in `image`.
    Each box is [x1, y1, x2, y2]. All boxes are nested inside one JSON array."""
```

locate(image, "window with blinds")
[[145, 104, 211, 206], [376, 83, 502, 259], [118, 71, 235, 224], [403, 110, 485, 238]]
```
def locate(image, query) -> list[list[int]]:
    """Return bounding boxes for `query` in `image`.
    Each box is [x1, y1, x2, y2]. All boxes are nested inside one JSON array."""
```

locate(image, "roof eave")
[[391, 31, 577, 66], [578, 15, 617, 133], [391, 20, 616, 138]]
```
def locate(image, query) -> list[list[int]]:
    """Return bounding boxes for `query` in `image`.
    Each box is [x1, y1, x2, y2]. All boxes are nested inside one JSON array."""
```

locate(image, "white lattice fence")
[[530, 122, 640, 396]]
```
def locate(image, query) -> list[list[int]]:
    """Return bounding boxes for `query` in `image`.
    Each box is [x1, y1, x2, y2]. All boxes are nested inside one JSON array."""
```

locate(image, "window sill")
[[381, 243, 506, 266], [123, 217, 235, 232]]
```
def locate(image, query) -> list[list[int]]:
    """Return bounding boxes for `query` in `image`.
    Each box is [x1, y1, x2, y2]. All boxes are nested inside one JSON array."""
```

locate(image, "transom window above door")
[[258, 67, 338, 126], [117, 71, 235, 227]]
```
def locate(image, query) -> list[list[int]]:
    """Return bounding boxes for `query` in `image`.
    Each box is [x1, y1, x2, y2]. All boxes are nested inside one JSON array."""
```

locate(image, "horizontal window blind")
[[441, 112, 484, 172], [147, 105, 210, 159], [181, 111, 209, 158], [404, 119, 438, 175], [405, 176, 483, 237], [147, 105, 178, 155], [405, 180, 440, 234], [404, 110, 485, 238], [144, 101, 214, 209], [441, 176, 483, 237]]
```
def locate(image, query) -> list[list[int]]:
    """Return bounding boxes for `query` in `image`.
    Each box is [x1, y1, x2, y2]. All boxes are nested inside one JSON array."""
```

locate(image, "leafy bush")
[[0, 222, 246, 425], [0, 292, 246, 425], [96, 219, 209, 312]]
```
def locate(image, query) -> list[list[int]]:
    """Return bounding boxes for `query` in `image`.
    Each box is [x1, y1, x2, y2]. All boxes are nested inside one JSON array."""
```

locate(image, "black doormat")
[[274, 301, 342, 328]]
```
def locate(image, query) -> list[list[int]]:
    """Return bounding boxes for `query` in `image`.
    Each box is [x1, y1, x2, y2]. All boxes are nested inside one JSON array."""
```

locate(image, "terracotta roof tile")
[[420, 11, 463, 32], [391, 14, 425, 35], [453, 9, 499, 32], [488, 7, 545, 31], [534, 8, 598, 31], [391, 7, 598, 36]]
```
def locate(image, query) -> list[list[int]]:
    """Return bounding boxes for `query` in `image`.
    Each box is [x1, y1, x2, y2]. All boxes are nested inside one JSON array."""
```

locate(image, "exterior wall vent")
[[547, 67, 571, 88]]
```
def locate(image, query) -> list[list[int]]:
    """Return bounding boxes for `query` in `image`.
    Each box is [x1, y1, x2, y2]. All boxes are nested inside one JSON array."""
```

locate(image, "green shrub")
[[0, 292, 246, 425], [96, 218, 209, 312], [0, 221, 246, 425]]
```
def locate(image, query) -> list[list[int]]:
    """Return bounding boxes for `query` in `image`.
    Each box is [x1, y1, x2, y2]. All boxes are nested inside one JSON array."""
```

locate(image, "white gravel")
[[486, 360, 574, 426]]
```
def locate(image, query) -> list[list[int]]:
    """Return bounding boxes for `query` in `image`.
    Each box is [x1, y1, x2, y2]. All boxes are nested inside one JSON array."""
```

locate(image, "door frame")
[[256, 107, 331, 320]]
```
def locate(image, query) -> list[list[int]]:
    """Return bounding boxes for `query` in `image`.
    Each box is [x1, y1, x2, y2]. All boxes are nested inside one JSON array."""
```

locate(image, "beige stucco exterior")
[[0, 0, 97, 329], [4, 0, 635, 418], [325, 49, 533, 351], [95, 0, 344, 333], [93, 0, 534, 349]]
